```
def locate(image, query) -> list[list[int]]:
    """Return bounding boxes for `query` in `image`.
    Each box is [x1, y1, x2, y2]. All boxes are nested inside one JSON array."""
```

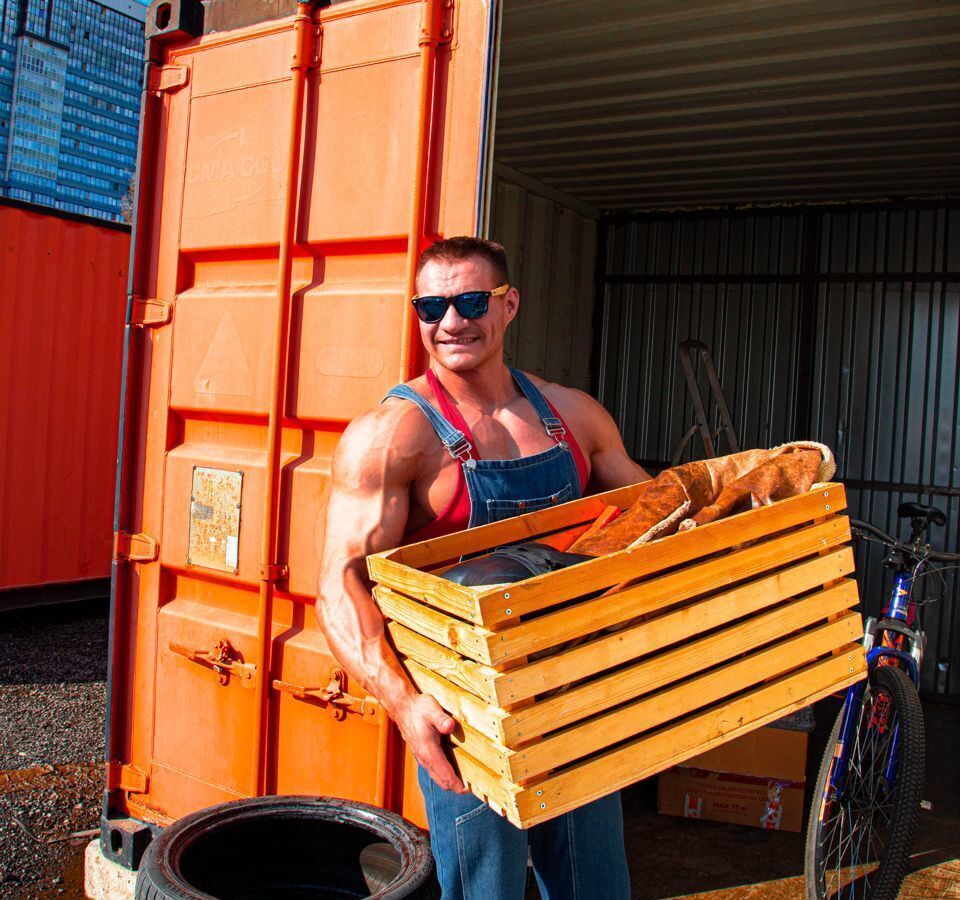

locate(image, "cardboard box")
[[658, 766, 805, 832], [681, 725, 809, 782]]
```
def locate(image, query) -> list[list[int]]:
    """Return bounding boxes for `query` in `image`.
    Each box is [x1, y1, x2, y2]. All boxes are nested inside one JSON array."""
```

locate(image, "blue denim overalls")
[[384, 367, 631, 900]]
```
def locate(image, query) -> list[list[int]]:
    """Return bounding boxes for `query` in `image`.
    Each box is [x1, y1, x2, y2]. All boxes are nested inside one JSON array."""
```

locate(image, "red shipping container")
[[0, 201, 128, 596]]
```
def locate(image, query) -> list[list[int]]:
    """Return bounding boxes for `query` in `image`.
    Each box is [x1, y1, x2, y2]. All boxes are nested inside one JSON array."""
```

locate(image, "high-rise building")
[[0, 0, 145, 222]]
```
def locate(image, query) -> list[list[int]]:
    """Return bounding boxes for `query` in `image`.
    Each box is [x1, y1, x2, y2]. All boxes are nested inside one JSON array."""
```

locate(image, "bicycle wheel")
[[805, 664, 925, 899]]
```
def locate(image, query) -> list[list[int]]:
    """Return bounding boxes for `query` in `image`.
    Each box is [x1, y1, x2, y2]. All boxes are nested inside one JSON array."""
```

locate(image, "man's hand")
[[395, 693, 468, 793]]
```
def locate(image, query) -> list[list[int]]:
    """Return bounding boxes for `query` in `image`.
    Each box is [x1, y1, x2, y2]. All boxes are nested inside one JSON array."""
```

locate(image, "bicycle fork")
[[826, 587, 924, 802]]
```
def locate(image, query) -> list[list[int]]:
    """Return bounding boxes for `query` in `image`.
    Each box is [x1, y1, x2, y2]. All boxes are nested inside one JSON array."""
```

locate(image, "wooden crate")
[[368, 482, 867, 829]]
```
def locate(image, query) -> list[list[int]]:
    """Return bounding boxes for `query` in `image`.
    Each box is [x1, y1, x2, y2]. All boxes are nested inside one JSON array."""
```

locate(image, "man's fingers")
[[432, 711, 456, 735], [422, 747, 468, 794]]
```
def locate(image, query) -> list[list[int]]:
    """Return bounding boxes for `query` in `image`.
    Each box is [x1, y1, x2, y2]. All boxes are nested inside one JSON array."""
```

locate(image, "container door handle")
[[169, 639, 256, 686], [272, 668, 379, 719]]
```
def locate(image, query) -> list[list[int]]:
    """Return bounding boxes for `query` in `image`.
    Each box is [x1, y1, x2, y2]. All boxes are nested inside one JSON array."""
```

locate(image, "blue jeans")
[[419, 767, 631, 900]]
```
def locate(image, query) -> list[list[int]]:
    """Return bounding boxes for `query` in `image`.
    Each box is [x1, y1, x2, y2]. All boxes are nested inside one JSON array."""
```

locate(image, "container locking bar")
[[113, 531, 159, 563], [169, 639, 256, 687], [272, 668, 379, 720]]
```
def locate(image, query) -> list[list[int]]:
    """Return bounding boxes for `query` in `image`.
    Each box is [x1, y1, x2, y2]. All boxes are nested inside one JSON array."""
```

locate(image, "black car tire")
[[134, 795, 437, 899]]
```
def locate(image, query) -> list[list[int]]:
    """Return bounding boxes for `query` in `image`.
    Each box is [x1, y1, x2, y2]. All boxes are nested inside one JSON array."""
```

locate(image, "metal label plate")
[[187, 466, 243, 574]]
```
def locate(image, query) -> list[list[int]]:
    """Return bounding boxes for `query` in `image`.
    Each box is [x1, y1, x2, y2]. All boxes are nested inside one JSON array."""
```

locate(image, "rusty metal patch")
[[187, 467, 242, 573]]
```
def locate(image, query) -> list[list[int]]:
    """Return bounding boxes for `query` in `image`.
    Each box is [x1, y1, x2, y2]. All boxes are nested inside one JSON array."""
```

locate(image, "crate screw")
[[540, 803, 546, 809], [504, 593, 510, 599], [825, 505, 831, 511], [536, 789, 542, 796], [505, 608, 512, 615], [823, 491, 829, 497]]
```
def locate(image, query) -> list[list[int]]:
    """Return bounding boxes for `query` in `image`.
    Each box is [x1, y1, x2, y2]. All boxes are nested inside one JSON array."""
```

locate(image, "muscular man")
[[317, 237, 649, 898]]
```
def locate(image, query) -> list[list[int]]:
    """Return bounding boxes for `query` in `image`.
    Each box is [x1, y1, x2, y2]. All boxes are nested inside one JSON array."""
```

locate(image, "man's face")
[[415, 256, 519, 374]]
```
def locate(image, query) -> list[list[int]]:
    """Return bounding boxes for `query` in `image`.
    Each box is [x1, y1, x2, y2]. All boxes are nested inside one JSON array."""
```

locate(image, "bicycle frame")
[[826, 561, 923, 799]]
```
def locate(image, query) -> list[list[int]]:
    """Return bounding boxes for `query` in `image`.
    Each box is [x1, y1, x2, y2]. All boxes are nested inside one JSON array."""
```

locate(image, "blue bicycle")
[[805, 502, 959, 899]]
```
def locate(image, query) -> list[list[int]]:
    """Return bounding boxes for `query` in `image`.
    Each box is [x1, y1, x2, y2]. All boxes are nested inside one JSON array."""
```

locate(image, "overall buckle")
[[543, 416, 566, 438], [445, 434, 474, 462]]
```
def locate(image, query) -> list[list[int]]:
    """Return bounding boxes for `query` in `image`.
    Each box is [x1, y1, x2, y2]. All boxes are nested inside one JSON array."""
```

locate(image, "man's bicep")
[[586, 399, 651, 490], [319, 421, 412, 586]]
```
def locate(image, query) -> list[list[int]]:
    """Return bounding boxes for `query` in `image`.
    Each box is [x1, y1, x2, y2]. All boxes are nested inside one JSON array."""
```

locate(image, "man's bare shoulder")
[[525, 374, 607, 423], [332, 380, 436, 485], [522, 373, 618, 455]]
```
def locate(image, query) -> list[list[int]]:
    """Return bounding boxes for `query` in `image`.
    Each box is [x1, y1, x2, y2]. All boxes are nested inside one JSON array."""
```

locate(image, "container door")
[[109, 0, 498, 828]]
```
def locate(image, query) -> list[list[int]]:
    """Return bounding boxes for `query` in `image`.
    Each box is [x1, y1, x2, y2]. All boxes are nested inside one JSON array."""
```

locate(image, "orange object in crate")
[[105, 0, 495, 840]]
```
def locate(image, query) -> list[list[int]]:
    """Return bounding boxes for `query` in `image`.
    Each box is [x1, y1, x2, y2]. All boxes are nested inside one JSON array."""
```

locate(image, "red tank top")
[[405, 371, 589, 542]]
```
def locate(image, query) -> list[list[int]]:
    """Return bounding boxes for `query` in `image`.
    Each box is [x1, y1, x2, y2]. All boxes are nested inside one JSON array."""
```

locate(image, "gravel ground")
[[0, 598, 109, 899]]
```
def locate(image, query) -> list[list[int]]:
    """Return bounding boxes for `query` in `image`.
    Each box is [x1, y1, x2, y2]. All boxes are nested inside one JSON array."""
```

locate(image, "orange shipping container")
[[0, 201, 129, 596], [102, 0, 495, 863]]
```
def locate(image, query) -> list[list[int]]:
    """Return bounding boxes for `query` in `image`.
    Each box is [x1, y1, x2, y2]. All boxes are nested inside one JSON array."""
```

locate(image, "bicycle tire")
[[805, 665, 925, 899]]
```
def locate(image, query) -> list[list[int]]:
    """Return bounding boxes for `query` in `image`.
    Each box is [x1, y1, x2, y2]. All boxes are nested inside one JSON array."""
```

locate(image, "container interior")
[[489, 0, 960, 696]]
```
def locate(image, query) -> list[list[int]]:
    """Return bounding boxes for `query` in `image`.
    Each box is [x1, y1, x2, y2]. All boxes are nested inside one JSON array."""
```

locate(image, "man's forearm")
[[315, 574, 419, 719]]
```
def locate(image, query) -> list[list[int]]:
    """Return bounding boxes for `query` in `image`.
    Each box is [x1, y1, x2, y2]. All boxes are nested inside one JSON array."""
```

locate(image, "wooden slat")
[[454, 751, 523, 820], [496, 616, 864, 781], [488, 519, 850, 664], [374, 586, 495, 663], [512, 651, 867, 827], [495, 553, 856, 703], [502, 579, 860, 739], [454, 649, 866, 828], [453, 721, 513, 779], [374, 492, 631, 570], [366, 557, 483, 622], [402, 658, 507, 744], [403, 579, 859, 747], [475, 485, 847, 624], [386, 621, 501, 704]]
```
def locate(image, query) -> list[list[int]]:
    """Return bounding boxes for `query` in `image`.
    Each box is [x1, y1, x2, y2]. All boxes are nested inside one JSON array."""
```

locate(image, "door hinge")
[[148, 64, 189, 96], [169, 639, 256, 687], [420, 0, 455, 46], [440, 0, 455, 43], [129, 296, 172, 327], [113, 531, 159, 563], [272, 668, 379, 720], [258, 563, 289, 584], [106, 762, 148, 794]]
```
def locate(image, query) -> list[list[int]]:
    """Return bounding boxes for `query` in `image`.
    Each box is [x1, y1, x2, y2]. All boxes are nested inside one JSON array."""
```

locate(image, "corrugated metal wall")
[[599, 200, 960, 696], [497, 1, 960, 209], [0, 201, 129, 593], [488, 164, 598, 391]]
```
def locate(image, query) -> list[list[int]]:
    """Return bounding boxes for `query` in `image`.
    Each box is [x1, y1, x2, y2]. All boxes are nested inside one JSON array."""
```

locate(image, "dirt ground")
[[0, 599, 957, 899], [0, 599, 108, 899]]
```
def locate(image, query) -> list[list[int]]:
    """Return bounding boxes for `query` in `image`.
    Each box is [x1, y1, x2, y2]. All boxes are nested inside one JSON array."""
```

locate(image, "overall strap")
[[509, 367, 567, 440], [383, 385, 473, 461]]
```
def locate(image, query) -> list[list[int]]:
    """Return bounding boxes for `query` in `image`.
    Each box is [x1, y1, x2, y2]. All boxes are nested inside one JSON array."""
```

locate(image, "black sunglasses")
[[411, 284, 510, 324]]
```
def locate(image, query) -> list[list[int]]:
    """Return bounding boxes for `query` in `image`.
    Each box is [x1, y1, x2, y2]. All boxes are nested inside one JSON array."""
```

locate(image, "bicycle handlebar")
[[849, 517, 960, 562]]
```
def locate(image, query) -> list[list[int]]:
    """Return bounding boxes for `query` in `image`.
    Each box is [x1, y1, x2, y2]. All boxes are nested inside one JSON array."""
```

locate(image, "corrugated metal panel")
[[600, 200, 960, 695], [0, 201, 128, 591], [489, 164, 598, 391], [496, 0, 960, 210]]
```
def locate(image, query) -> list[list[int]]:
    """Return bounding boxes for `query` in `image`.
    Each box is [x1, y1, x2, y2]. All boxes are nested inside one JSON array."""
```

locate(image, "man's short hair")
[[416, 237, 510, 286]]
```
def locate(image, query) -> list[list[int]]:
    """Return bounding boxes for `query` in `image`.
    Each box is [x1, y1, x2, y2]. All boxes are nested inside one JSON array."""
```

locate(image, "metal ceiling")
[[495, 0, 960, 212]]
